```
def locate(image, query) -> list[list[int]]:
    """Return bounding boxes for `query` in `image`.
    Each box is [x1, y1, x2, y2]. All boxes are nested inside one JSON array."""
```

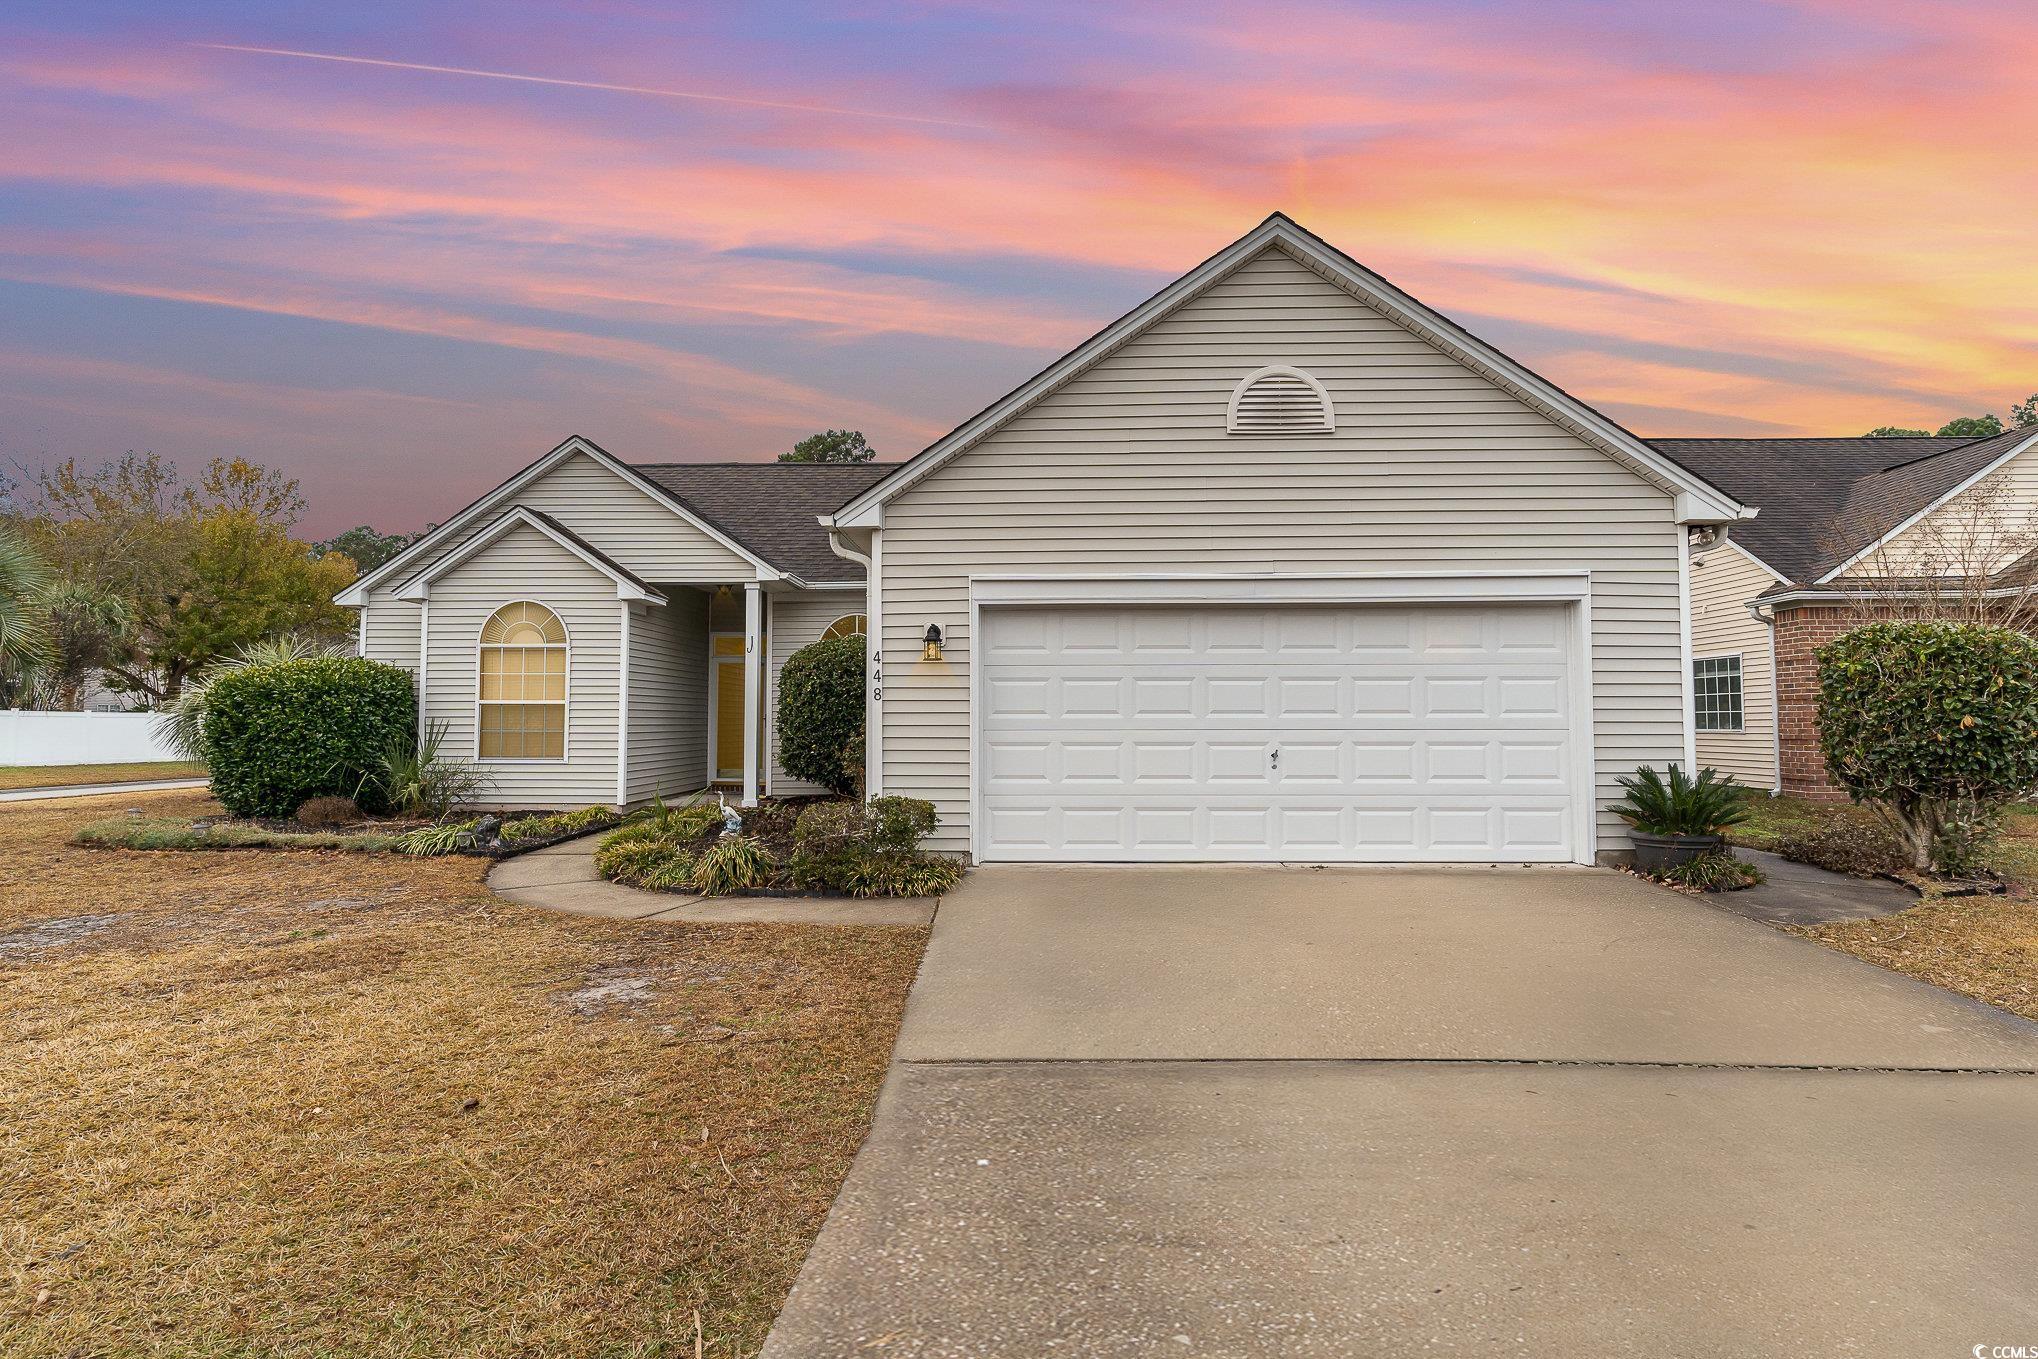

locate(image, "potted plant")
[[1609, 765, 1748, 871]]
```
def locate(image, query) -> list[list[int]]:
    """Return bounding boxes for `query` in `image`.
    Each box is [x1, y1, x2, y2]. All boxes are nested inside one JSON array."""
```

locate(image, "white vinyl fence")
[[0, 711, 185, 766]]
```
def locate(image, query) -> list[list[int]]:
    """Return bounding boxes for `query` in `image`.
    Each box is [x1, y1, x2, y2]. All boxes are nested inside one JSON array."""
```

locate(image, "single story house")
[[345, 212, 2022, 864], [1671, 426, 2038, 799]]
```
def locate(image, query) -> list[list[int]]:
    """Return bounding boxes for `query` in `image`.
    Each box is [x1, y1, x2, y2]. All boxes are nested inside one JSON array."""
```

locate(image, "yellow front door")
[[712, 634, 748, 782]]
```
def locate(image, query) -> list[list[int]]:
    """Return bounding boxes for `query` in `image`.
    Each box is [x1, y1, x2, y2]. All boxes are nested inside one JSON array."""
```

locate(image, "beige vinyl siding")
[[1690, 542, 1779, 790], [422, 522, 622, 807], [360, 589, 421, 672], [1846, 436, 2038, 579], [767, 590, 867, 796], [875, 244, 1687, 858], [626, 589, 711, 803]]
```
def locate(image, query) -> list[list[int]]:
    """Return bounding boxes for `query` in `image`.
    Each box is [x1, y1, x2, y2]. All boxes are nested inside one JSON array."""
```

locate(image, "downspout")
[[825, 524, 881, 799], [1677, 527, 1697, 772]]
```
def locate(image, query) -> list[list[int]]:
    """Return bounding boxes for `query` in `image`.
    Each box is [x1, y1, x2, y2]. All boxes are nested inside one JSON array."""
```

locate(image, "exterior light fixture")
[[921, 624, 944, 661]]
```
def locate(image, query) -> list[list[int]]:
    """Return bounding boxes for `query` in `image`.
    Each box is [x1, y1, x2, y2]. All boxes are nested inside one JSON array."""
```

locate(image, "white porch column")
[[742, 582, 762, 806]]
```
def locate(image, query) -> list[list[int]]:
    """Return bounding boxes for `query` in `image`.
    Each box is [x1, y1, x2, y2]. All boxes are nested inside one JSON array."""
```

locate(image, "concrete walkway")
[[1712, 848, 1919, 926], [0, 777, 208, 803], [485, 834, 935, 926], [763, 864, 2038, 1358]]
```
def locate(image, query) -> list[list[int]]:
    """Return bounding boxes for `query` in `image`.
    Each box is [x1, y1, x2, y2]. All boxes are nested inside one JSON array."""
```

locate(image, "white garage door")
[[977, 602, 1579, 862]]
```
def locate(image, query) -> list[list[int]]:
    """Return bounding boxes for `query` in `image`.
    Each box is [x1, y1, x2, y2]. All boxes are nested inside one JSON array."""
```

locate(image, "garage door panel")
[[978, 602, 1579, 862]]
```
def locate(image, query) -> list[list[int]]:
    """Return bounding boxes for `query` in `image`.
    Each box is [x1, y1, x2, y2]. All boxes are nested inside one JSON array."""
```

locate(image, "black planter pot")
[[1630, 830, 1724, 872]]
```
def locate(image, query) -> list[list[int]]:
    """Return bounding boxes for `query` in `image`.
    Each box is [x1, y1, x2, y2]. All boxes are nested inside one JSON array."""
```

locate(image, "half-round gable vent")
[[1226, 365, 1334, 434]]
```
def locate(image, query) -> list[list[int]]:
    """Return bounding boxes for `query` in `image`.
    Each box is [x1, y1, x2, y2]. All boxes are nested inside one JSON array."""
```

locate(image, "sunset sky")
[[4, 1, 2036, 537]]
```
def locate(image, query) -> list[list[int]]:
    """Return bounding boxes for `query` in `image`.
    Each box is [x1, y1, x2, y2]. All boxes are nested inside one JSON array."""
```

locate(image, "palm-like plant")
[[0, 527, 52, 683], [158, 632, 349, 759], [1608, 765, 1749, 836]]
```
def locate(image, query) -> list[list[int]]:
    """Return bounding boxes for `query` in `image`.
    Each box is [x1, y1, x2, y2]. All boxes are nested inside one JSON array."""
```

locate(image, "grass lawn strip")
[[0, 762, 206, 792], [1, 790, 926, 1358]]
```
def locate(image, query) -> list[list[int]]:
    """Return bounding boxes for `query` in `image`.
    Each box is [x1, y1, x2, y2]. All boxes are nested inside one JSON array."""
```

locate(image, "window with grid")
[[478, 602, 567, 759], [1692, 655, 1743, 732], [820, 613, 867, 642]]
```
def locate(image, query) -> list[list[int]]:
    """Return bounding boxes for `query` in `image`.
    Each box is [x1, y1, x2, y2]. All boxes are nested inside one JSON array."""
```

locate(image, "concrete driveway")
[[763, 866, 2038, 1357]]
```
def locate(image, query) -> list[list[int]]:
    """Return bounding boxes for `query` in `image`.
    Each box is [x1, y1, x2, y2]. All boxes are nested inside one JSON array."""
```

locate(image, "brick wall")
[[1773, 604, 1855, 800]]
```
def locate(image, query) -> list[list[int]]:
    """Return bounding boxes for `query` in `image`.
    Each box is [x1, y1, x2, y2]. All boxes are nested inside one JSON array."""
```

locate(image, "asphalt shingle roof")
[[631, 461, 896, 582], [1649, 435, 2022, 583]]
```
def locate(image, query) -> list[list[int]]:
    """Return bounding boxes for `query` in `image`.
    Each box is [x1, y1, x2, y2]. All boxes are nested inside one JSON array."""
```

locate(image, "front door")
[[711, 634, 746, 782]]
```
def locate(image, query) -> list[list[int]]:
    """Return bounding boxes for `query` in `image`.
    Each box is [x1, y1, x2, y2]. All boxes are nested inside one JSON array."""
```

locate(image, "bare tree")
[[1821, 475, 2038, 626]]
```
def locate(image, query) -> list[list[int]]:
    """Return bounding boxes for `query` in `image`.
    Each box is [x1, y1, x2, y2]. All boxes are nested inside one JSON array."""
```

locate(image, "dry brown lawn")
[[1796, 894, 2038, 1022], [0, 790, 926, 1358], [0, 762, 205, 791]]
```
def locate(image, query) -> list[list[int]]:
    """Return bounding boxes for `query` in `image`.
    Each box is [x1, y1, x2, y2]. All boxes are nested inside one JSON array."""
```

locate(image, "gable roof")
[[632, 462, 895, 583], [393, 505, 664, 604], [1655, 430, 2038, 583], [823, 213, 1750, 531], [336, 436, 779, 606]]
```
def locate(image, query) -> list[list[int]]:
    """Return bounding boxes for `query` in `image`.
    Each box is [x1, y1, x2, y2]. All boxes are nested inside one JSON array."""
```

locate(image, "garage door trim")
[[966, 573, 1597, 865]]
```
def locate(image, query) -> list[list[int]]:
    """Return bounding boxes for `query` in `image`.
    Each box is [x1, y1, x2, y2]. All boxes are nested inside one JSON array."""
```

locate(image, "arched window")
[[1226, 364, 1334, 434], [478, 602, 567, 760], [820, 613, 867, 642]]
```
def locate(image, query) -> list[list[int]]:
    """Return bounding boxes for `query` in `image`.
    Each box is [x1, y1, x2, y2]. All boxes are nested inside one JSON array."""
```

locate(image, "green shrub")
[[202, 656, 416, 818], [1608, 765, 1747, 836], [866, 796, 938, 851], [1651, 850, 1765, 892], [500, 805, 615, 844], [642, 854, 702, 892], [394, 819, 481, 858], [690, 835, 773, 895], [838, 849, 963, 899], [1818, 621, 2038, 871], [359, 722, 489, 819], [775, 634, 865, 795]]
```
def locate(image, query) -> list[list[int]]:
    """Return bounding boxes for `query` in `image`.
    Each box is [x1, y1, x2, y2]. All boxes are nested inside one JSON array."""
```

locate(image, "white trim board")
[[826, 214, 1749, 531], [963, 571, 1598, 867]]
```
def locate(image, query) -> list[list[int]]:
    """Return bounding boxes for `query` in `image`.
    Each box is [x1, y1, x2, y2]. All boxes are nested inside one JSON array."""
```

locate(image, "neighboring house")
[[343, 212, 1783, 865], [1670, 428, 2038, 799]]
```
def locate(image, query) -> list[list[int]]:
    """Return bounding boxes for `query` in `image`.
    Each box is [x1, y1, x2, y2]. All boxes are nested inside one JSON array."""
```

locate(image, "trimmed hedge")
[[776, 633, 866, 795], [1818, 620, 2038, 871], [201, 656, 416, 818]]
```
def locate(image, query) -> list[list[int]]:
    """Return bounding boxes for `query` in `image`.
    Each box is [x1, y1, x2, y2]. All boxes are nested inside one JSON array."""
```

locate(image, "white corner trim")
[[1815, 429, 2038, 584], [391, 505, 665, 605], [1678, 531, 1697, 771], [616, 600, 631, 807], [335, 435, 775, 606], [825, 215, 1748, 529], [1226, 364, 1334, 434]]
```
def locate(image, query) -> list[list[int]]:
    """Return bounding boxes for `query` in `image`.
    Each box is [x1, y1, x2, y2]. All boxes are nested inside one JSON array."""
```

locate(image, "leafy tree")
[[17, 453, 357, 701], [33, 581, 133, 710], [1936, 415, 2006, 439], [1864, 426, 1931, 437], [779, 429, 875, 464], [314, 525, 417, 572], [1817, 621, 2038, 873], [2014, 394, 2038, 428]]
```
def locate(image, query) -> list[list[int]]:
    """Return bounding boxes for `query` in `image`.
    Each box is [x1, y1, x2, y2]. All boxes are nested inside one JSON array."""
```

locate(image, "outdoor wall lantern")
[[921, 624, 944, 661]]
